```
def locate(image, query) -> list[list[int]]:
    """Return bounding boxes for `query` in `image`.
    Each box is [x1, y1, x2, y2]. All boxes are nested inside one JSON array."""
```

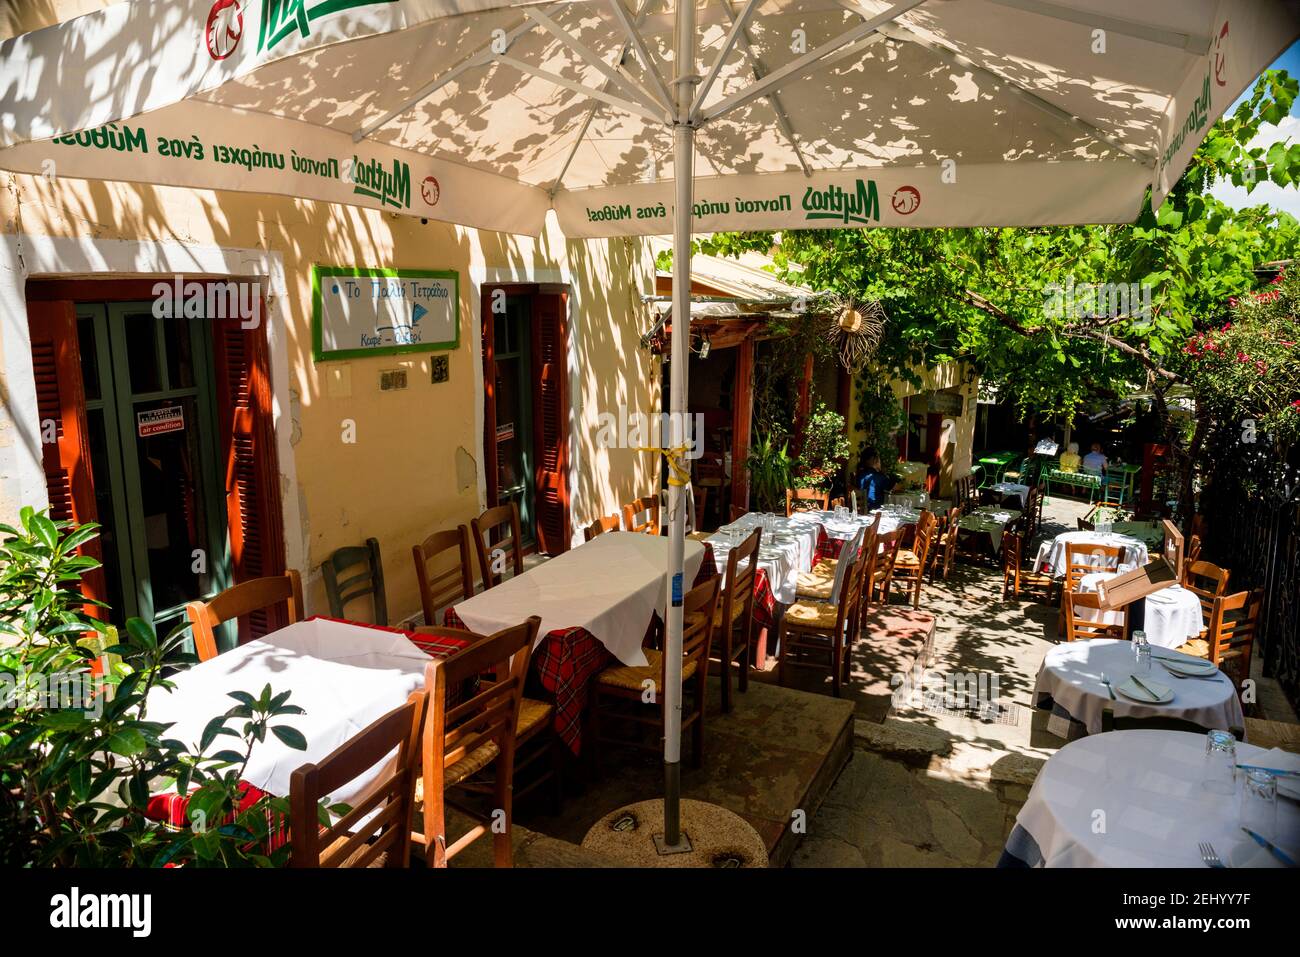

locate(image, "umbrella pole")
[[661, 0, 697, 852]]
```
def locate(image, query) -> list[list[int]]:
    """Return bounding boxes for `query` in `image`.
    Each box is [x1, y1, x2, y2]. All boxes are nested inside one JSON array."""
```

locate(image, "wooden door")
[[531, 290, 570, 554]]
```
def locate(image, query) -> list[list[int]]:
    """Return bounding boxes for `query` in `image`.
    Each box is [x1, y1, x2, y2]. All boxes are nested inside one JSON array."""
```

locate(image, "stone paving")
[[792, 495, 1299, 868]]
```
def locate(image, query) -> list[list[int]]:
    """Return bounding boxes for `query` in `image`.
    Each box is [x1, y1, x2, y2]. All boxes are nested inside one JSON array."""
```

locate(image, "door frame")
[[1, 236, 305, 589], [479, 282, 571, 555]]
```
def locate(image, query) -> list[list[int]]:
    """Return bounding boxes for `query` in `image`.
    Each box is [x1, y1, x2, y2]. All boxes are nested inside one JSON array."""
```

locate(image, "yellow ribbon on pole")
[[635, 445, 692, 487]]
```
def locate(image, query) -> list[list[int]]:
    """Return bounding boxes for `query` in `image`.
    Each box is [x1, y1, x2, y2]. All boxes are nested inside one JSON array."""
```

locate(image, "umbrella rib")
[[548, 0, 661, 196], [689, 0, 763, 120], [699, 0, 926, 124], [985, 0, 1213, 54], [524, 6, 673, 118], [353, 18, 536, 142], [714, 0, 812, 177], [494, 55, 669, 125], [870, 17, 1154, 167], [606, 0, 677, 114]]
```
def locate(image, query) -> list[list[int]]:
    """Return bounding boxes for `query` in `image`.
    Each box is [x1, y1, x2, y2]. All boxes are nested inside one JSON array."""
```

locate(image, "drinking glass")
[[1240, 769, 1278, 842], [1134, 640, 1152, 676], [1203, 730, 1238, 796]]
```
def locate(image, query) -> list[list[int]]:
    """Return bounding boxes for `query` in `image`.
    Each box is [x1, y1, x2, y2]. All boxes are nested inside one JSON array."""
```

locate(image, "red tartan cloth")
[[145, 617, 470, 847], [814, 526, 841, 561], [752, 567, 777, 631]]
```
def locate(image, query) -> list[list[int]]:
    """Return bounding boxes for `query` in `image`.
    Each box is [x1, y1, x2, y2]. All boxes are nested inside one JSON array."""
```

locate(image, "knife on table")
[[1241, 827, 1298, 867]]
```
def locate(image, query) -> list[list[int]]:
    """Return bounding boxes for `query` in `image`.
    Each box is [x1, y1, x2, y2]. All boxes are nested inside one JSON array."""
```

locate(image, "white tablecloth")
[[990, 482, 1030, 507], [1077, 573, 1205, 649], [1034, 639, 1244, 737], [145, 618, 431, 804], [1035, 530, 1149, 578], [711, 514, 819, 605], [452, 531, 705, 667], [1013, 730, 1299, 867], [957, 507, 1021, 552]]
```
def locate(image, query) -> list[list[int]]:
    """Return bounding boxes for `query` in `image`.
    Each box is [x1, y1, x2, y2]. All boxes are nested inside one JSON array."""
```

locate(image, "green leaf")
[[106, 728, 147, 757], [270, 725, 307, 751]]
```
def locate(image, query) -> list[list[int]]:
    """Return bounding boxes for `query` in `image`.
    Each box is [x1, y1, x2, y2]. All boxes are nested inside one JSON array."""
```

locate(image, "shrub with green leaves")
[[0, 507, 305, 867], [794, 403, 852, 490]]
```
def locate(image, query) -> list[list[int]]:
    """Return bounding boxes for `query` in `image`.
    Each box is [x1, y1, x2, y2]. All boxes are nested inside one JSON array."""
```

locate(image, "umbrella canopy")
[[4, 0, 1296, 851], [3, 1, 1294, 235]]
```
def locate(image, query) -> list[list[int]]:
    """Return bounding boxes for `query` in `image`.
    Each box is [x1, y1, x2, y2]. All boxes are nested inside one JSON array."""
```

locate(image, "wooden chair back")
[[1205, 589, 1263, 677], [622, 494, 660, 535], [413, 525, 476, 626], [785, 488, 829, 516], [872, 527, 904, 601], [911, 510, 938, 567], [1183, 560, 1230, 623], [584, 513, 622, 541], [1064, 541, 1125, 592], [676, 576, 722, 684], [185, 569, 303, 662], [321, 538, 387, 625], [1063, 589, 1124, 641], [471, 503, 525, 590], [1186, 533, 1204, 565], [1076, 517, 1094, 531], [719, 527, 761, 633], [421, 616, 540, 868], [938, 506, 961, 580], [729, 505, 748, 523], [290, 690, 425, 868]]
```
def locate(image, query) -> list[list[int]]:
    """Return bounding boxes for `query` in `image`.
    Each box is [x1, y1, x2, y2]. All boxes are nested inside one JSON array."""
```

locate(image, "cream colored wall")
[[0, 175, 657, 626], [847, 360, 979, 496]]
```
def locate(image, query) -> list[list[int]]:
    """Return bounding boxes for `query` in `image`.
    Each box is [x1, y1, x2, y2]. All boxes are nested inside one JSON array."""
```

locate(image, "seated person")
[[1058, 442, 1081, 473], [857, 450, 896, 510], [1082, 442, 1108, 474]]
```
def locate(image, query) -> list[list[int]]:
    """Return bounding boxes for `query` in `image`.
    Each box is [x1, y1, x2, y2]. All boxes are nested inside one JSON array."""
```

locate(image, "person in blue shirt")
[[857, 449, 895, 510]]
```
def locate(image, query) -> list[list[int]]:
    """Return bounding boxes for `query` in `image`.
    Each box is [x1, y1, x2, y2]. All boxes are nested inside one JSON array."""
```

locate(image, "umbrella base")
[[581, 798, 767, 867]]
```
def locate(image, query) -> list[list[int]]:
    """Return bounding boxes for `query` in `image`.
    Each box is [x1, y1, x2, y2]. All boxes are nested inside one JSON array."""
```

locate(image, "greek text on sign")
[[312, 266, 459, 361], [137, 406, 185, 437]]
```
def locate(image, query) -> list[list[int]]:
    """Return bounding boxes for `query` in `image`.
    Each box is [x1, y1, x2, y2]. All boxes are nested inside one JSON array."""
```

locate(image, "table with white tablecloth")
[[1003, 730, 1300, 867], [1034, 530, 1149, 578], [452, 531, 705, 667], [710, 514, 820, 604], [989, 482, 1030, 508], [1076, 573, 1204, 649], [957, 506, 1021, 553], [1033, 638, 1244, 738], [145, 618, 437, 806]]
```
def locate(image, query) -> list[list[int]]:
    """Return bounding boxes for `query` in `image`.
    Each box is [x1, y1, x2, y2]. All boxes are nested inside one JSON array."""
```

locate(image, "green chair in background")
[[322, 537, 388, 625]]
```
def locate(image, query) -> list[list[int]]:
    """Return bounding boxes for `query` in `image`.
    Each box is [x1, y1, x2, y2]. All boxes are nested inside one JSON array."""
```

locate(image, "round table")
[[1034, 530, 1149, 578], [1034, 639, 1244, 737], [1077, 573, 1204, 649], [1008, 730, 1300, 867]]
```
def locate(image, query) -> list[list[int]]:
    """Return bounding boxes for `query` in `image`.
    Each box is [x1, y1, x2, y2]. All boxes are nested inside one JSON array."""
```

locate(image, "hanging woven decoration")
[[824, 296, 885, 372]]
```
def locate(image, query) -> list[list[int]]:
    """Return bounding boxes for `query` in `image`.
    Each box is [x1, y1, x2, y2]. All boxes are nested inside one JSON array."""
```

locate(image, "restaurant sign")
[[312, 265, 459, 361]]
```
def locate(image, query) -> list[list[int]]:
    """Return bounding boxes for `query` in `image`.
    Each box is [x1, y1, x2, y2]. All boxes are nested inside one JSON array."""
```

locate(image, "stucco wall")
[[0, 171, 657, 625]]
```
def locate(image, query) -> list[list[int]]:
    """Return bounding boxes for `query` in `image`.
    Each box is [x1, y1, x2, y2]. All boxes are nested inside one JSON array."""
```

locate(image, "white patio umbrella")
[[3, 0, 1296, 850]]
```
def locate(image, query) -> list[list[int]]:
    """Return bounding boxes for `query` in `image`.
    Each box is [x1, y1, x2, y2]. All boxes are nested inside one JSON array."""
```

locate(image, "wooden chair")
[[785, 488, 829, 516], [1101, 470, 1129, 506], [321, 537, 388, 625], [778, 529, 868, 698], [185, 569, 303, 662], [871, 528, 905, 606], [413, 525, 476, 626], [1102, 704, 1242, 740], [589, 576, 720, 768], [1063, 589, 1125, 642], [1177, 589, 1264, 690], [1183, 559, 1231, 632], [692, 485, 710, 533], [798, 513, 881, 600], [1058, 541, 1125, 635], [890, 510, 937, 608], [928, 507, 962, 582], [711, 527, 760, 713], [423, 622, 563, 815], [289, 691, 426, 868], [1001, 530, 1055, 602], [1077, 517, 1095, 531], [1186, 533, 1204, 565], [471, 502, 525, 590], [622, 494, 660, 535], [583, 513, 622, 542], [415, 617, 540, 868], [729, 505, 748, 523]]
